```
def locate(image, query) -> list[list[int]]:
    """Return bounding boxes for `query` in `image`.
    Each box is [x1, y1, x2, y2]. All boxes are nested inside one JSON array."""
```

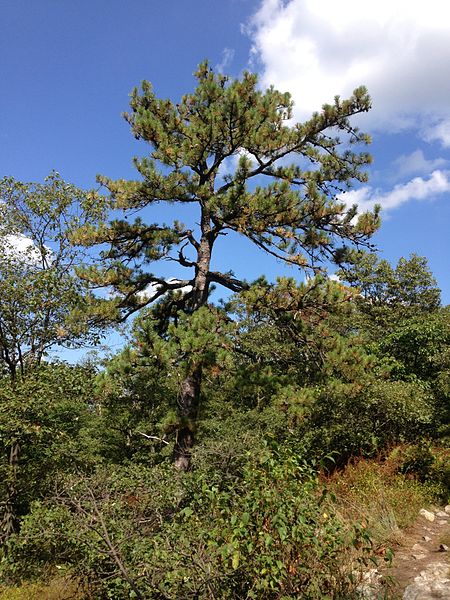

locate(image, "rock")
[[411, 553, 426, 560], [438, 544, 449, 552], [403, 562, 450, 599], [436, 511, 449, 518], [422, 535, 432, 542], [444, 505, 450, 514], [411, 544, 427, 559], [419, 509, 435, 522], [438, 520, 448, 525], [356, 568, 383, 599], [412, 543, 426, 552]]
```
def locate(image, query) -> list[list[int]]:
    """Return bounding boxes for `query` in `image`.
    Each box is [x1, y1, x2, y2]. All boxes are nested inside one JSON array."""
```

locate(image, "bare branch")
[[136, 431, 170, 445]]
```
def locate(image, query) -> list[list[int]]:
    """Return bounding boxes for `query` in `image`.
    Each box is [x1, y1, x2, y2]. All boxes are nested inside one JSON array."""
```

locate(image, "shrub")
[[3, 451, 376, 599], [301, 379, 435, 466], [393, 443, 450, 502]]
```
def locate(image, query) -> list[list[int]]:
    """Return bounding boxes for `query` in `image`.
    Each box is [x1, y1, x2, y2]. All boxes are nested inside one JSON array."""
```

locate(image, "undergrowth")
[[1, 447, 448, 599], [0, 576, 88, 600], [327, 452, 440, 548]]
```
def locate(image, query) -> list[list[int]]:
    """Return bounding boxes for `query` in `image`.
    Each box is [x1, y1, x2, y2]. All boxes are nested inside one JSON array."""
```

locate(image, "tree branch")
[[207, 271, 247, 293]]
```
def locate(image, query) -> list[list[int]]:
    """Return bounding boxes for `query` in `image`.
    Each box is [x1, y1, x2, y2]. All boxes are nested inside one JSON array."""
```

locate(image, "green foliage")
[[0, 173, 104, 378], [302, 379, 435, 465], [379, 310, 450, 381], [0, 247, 448, 596], [1, 64, 449, 600], [338, 252, 440, 311], [395, 443, 450, 502], [73, 61, 381, 468], [3, 450, 375, 599], [75, 62, 379, 324], [93, 303, 235, 463], [337, 252, 441, 336], [0, 364, 98, 536]]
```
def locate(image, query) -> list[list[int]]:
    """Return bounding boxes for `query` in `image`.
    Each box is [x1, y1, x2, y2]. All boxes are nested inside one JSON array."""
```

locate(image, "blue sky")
[[1, 0, 449, 339]]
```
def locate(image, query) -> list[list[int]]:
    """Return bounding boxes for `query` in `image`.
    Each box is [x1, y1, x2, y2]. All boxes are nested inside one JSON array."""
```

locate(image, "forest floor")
[[362, 506, 450, 599]]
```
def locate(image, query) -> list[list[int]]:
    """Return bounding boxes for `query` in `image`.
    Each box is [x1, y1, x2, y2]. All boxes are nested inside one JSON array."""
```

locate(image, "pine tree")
[[78, 62, 380, 468]]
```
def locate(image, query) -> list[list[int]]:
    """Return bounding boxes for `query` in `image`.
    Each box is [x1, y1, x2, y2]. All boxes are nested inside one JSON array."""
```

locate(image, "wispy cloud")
[[340, 170, 450, 214], [216, 148, 255, 181], [0, 234, 44, 264], [423, 119, 450, 148], [392, 150, 448, 180], [136, 278, 193, 301], [216, 47, 235, 73]]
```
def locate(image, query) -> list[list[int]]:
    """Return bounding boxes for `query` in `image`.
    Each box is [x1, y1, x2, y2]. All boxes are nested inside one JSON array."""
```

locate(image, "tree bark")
[[173, 367, 202, 470], [173, 204, 213, 470]]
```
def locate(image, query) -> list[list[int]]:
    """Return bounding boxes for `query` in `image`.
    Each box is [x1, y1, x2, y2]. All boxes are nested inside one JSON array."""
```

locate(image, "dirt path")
[[361, 506, 450, 598]]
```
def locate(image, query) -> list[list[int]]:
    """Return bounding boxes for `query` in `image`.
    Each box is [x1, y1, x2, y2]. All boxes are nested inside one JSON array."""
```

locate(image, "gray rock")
[[436, 511, 449, 518], [356, 568, 383, 599], [423, 536, 432, 542], [412, 543, 426, 552], [419, 509, 435, 522], [403, 562, 450, 599], [444, 505, 450, 514], [438, 544, 449, 552], [411, 553, 427, 560]]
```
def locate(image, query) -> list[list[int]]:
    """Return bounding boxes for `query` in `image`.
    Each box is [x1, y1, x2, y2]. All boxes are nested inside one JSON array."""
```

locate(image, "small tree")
[[337, 251, 441, 336], [0, 173, 103, 541], [0, 172, 104, 379], [78, 63, 380, 468]]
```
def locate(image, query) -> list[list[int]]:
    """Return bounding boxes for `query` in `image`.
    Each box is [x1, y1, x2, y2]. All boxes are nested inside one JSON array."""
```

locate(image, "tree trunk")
[[173, 367, 202, 470], [173, 205, 212, 470]]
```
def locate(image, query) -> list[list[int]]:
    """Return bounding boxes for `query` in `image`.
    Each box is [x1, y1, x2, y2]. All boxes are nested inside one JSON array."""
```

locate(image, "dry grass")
[[326, 456, 436, 547], [0, 576, 89, 600]]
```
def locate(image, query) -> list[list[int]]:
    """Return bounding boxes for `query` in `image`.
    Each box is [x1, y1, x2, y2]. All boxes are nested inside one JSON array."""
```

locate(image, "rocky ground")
[[359, 506, 450, 599]]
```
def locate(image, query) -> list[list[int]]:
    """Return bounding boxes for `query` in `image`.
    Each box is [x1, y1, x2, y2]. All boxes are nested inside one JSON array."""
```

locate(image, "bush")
[[328, 457, 436, 545], [3, 450, 376, 599], [393, 443, 450, 502], [301, 379, 435, 466]]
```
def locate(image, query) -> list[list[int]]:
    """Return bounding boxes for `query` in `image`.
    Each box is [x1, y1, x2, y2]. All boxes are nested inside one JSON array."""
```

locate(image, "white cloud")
[[392, 150, 447, 179], [340, 169, 450, 213], [423, 119, 450, 148], [217, 148, 255, 181], [0, 234, 43, 264], [248, 0, 450, 140]]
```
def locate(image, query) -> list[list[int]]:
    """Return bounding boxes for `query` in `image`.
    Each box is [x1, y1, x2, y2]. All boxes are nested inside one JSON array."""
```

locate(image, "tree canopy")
[[0, 173, 103, 380], [78, 62, 380, 317]]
